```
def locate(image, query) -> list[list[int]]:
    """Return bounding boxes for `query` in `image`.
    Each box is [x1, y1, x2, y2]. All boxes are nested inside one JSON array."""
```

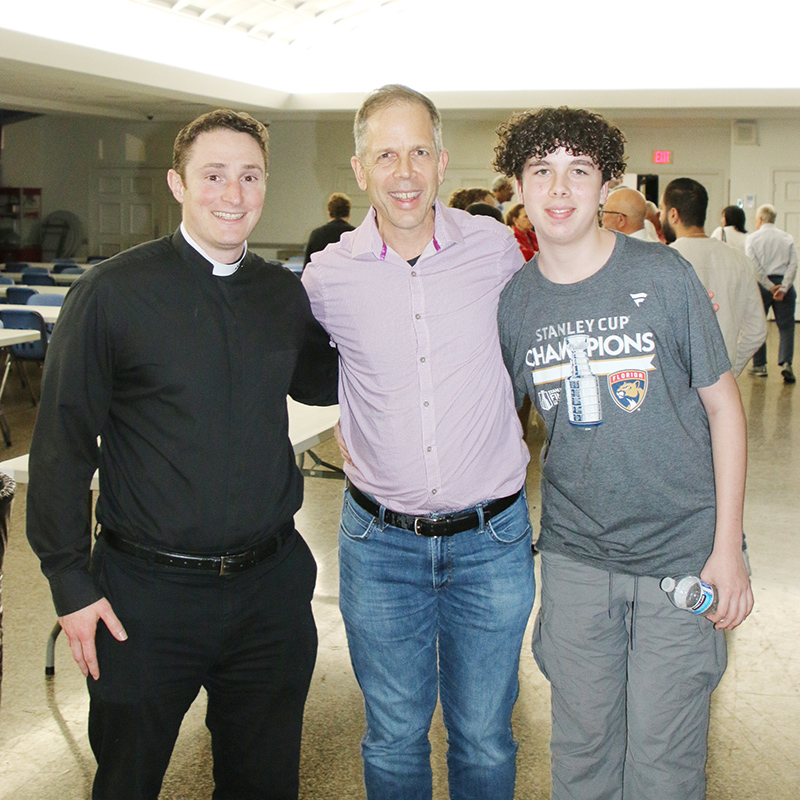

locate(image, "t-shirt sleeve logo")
[[608, 369, 648, 413]]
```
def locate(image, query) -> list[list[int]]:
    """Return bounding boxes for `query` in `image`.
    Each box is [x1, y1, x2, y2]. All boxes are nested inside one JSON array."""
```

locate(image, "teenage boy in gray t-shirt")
[[494, 108, 753, 800]]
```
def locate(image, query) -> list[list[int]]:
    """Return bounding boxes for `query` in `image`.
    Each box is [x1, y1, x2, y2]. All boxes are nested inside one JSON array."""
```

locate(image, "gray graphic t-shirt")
[[498, 233, 731, 577]]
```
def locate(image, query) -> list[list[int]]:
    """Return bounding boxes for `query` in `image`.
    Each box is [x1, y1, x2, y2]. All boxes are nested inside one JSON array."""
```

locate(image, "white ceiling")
[[128, 0, 409, 47], [1, 0, 800, 123]]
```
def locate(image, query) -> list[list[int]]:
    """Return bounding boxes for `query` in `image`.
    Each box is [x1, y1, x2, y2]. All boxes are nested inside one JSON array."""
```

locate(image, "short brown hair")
[[448, 187, 494, 211], [494, 107, 626, 184], [327, 193, 351, 219], [173, 109, 269, 179]]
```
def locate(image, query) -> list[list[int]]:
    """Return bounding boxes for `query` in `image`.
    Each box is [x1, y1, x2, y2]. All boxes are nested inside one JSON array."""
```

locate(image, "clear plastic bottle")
[[660, 575, 718, 615]]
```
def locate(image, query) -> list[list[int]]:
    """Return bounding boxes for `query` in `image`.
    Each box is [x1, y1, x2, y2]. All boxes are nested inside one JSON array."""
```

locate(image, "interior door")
[[89, 168, 179, 258]]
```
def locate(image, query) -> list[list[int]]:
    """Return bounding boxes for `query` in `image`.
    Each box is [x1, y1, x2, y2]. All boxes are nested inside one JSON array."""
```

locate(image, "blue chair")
[[21, 274, 56, 286], [20, 266, 49, 275], [28, 293, 64, 307], [0, 277, 13, 304], [27, 292, 63, 336], [0, 309, 48, 407], [57, 267, 83, 274], [3, 262, 30, 271], [51, 260, 79, 274], [5, 287, 39, 305]]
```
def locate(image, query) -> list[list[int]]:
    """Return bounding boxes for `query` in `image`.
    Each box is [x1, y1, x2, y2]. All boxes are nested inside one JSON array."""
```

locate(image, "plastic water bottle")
[[660, 575, 718, 615]]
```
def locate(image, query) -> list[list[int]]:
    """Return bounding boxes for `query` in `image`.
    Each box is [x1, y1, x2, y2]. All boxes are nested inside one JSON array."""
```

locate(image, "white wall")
[[3, 111, 800, 259], [730, 118, 800, 229], [258, 116, 356, 256], [617, 117, 731, 225], [1, 115, 179, 258]]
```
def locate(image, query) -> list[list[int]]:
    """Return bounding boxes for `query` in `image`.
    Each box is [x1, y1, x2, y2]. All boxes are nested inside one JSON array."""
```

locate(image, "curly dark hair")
[[494, 107, 626, 184]]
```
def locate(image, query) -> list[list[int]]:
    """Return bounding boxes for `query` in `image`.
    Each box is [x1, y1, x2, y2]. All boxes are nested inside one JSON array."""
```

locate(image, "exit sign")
[[653, 150, 671, 164]]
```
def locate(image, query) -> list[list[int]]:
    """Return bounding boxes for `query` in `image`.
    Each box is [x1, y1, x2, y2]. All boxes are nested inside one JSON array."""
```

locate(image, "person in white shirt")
[[660, 178, 766, 376], [601, 187, 660, 242], [745, 204, 797, 382], [710, 205, 749, 254]]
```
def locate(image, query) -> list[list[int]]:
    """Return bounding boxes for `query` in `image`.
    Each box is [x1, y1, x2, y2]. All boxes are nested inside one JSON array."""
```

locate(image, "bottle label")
[[689, 580, 715, 614]]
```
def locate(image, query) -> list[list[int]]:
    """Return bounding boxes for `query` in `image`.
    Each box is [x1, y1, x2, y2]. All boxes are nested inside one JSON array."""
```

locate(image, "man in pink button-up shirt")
[[303, 85, 534, 800]]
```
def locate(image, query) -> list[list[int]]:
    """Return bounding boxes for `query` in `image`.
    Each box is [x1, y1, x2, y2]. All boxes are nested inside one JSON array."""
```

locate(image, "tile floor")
[[0, 323, 798, 799]]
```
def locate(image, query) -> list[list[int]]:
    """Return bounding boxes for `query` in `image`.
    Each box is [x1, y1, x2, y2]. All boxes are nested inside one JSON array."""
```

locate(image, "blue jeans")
[[339, 488, 535, 800]]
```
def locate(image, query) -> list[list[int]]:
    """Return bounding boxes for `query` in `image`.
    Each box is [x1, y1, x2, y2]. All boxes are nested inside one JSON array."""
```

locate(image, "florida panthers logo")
[[608, 370, 648, 413]]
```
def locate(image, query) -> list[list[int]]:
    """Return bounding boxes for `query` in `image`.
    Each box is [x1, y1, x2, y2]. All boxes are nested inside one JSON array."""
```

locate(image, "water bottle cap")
[[660, 576, 676, 592]]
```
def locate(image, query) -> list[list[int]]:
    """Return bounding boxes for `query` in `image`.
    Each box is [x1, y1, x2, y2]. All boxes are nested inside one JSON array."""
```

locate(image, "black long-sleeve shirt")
[[27, 230, 338, 616]]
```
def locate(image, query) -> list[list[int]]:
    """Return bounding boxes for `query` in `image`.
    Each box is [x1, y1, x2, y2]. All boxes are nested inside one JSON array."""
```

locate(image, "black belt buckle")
[[218, 554, 236, 576], [218, 551, 254, 575]]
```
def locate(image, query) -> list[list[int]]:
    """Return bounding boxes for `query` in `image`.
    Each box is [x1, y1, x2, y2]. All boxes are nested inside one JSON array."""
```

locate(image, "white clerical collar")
[[181, 223, 247, 276]]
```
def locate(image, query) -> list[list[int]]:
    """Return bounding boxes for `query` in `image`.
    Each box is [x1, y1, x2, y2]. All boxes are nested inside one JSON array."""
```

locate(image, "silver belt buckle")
[[414, 516, 440, 537], [218, 555, 232, 576]]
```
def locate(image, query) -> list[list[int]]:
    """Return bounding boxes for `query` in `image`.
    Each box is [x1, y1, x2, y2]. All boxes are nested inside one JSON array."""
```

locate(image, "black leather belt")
[[347, 482, 521, 537], [99, 525, 293, 575]]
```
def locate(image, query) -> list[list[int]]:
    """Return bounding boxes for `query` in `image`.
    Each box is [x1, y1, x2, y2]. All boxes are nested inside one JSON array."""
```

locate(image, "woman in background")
[[506, 203, 538, 261], [711, 205, 748, 253]]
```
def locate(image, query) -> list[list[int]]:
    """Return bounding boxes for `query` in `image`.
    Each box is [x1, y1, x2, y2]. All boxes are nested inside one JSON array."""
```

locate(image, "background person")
[[645, 199, 666, 243], [466, 201, 504, 222], [505, 202, 538, 261], [303, 191, 356, 266], [711, 204, 749, 252], [448, 186, 498, 210], [746, 203, 797, 382], [492, 175, 515, 215], [600, 186, 656, 241], [661, 177, 766, 376]]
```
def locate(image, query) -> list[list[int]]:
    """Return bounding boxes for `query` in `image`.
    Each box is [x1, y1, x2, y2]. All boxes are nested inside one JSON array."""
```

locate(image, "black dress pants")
[[87, 530, 318, 800]]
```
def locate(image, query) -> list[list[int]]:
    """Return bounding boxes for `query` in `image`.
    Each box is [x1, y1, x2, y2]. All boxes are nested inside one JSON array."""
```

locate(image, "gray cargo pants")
[[533, 551, 727, 800]]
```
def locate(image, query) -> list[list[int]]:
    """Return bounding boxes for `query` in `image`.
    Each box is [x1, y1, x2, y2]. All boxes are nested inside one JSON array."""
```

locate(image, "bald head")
[[601, 188, 647, 234]]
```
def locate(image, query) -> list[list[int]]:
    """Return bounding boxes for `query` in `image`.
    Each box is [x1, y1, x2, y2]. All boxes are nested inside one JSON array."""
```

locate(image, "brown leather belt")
[[347, 482, 520, 538], [99, 525, 293, 575]]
